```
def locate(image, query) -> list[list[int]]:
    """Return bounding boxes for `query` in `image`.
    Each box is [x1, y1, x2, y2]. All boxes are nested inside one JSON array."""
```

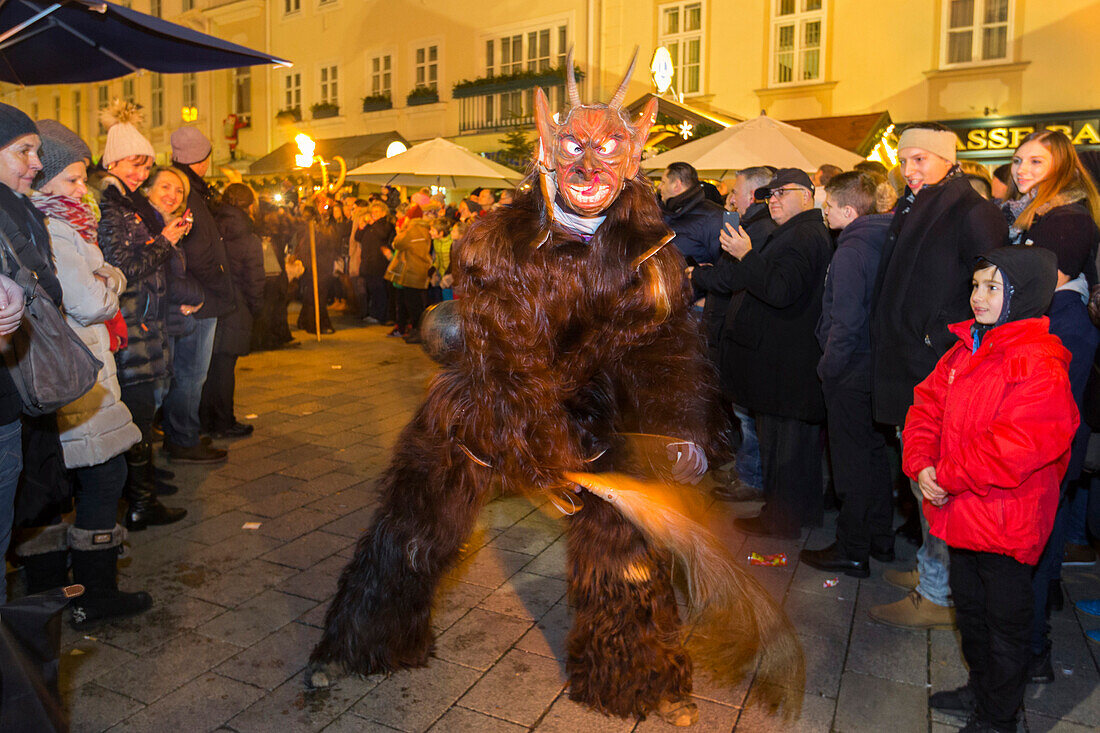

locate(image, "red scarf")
[[32, 192, 129, 351]]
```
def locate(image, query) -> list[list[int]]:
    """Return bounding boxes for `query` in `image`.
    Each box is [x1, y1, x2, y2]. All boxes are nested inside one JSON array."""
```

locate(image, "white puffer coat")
[[49, 217, 141, 468]]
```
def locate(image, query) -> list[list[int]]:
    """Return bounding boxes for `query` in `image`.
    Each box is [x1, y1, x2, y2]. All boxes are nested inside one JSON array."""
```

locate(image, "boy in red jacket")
[[903, 246, 1078, 733]]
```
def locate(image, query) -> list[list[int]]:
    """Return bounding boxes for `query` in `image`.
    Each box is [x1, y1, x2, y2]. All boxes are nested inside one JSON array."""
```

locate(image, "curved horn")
[[565, 46, 581, 107], [608, 47, 639, 109]]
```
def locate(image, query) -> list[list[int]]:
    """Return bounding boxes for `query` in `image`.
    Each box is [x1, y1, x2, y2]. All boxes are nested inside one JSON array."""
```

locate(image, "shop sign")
[[946, 111, 1100, 153]]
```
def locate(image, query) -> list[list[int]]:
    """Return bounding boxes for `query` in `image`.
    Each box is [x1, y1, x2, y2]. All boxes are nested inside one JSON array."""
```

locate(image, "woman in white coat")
[[21, 120, 151, 628]]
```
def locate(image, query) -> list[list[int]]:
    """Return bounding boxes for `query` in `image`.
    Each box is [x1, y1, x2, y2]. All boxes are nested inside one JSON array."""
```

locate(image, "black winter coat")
[[870, 174, 1006, 426], [660, 184, 724, 265], [692, 203, 776, 350], [719, 208, 833, 421], [213, 204, 265, 356], [357, 217, 396, 277], [98, 179, 175, 387], [178, 165, 236, 320]]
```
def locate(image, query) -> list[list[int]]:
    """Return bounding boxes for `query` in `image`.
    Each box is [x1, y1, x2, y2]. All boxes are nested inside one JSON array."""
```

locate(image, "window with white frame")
[[150, 0, 161, 17], [122, 77, 135, 102], [97, 85, 109, 133], [72, 91, 83, 137], [943, 0, 1010, 66], [319, 65, 338, 105], [485, 24, 566, 77], [284, 0, 300, 13], [150, 73, 164, 127], [181, 72, 197, 109], [659, 2, 704, 95], [234, 67, 251, 116], [771, 0, 824, 85], [53, 95, 61, 121], [414, 45, 438, 90], [370, 55, 392, 97], [283, 71, 301, 110]]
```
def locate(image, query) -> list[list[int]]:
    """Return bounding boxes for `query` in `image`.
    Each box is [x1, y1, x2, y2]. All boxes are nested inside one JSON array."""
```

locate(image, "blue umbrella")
[[0, 0, 291, 85]]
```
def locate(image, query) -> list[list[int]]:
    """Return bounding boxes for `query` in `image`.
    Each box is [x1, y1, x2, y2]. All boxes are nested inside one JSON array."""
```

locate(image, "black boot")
[[68, 525, 152, 630], [124, 440, 187, 531], [15, 523, 71, 594]]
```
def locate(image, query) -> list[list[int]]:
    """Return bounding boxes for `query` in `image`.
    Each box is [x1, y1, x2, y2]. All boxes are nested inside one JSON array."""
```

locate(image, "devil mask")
[[535, 49, 659, 218]]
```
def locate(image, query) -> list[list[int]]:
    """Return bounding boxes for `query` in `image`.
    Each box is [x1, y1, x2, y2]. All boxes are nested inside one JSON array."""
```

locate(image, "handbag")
[[0, 229, 102, 416]]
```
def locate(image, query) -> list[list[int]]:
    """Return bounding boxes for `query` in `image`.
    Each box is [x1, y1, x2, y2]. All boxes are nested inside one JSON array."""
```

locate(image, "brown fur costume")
[[309, 170, 725, 715]]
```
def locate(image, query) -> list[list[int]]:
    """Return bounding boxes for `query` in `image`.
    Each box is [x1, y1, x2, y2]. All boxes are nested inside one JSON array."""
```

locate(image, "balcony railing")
[[459, 83, 567, 134]]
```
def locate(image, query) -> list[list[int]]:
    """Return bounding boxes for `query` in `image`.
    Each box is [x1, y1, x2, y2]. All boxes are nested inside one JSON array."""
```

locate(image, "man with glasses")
[[718, 168, 832, 539]]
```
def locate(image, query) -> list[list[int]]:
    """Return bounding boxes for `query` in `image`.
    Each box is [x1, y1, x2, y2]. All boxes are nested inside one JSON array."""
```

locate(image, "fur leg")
[[566, 496, 692, 719], [308, 411, 490, 684]]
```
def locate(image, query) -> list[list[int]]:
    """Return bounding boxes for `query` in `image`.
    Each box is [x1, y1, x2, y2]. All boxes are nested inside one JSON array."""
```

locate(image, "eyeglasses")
[[764, 187, 805, 201]]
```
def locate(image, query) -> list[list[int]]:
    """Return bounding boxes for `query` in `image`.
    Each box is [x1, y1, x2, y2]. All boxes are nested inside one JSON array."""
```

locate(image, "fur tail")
[[564, 471, 805, 716]]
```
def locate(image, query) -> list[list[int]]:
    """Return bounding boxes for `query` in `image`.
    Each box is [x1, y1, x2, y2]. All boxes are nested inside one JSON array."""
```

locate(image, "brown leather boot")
[[869, 590, 955, 630]]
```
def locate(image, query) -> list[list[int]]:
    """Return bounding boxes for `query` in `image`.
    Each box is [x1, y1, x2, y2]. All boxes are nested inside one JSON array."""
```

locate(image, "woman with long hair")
[[96, 102, 188, 533], [1003, 129, 1100, 683], [19, 120, 153, 627]]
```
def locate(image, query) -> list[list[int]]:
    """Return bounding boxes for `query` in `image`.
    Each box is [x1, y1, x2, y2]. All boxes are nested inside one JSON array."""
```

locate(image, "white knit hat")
[[99, 99, 155, 167]]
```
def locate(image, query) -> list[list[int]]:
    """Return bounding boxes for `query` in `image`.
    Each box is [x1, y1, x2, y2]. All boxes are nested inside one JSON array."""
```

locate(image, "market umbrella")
[[346, 137, 523, 190], [0, 0, 290, 85], [643, 114, 864, 177]]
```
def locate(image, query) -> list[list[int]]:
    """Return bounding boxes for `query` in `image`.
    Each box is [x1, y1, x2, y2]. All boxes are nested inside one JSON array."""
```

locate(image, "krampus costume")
[[308, 53, 802, 725]]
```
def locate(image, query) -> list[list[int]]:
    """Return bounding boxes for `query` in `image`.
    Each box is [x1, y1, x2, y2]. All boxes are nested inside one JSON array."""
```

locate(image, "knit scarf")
[[31, 191, 98, 245], [30, 191, 129, 351]]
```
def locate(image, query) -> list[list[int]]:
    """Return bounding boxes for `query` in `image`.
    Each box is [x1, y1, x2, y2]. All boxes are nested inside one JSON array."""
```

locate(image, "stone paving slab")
[[15, 316, 1094, 732]]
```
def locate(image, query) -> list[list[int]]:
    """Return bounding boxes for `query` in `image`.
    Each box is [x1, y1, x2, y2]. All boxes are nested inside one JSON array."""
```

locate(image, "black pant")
[[824, 368, 893, 560], [396, 287, 427, 332], [950, 548, 1032, 730], [199, 353, 238, 432], [71, 454, 127, 530], [362, 273, 388, 322], [756, 412, 823, 534], [119, 381, 157, 441], [298, 269, 333, 333]]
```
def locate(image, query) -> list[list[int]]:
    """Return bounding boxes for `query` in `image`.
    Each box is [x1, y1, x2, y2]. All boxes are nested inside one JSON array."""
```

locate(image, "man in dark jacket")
[[162, 127, 236, 463], [658, 161, 723, 266], [800, 172, 894, 578], [868, 123, 1007, 630], [718, 169, 833, 539], [690, 166, 775, 502], [353, 201, 396, 324]]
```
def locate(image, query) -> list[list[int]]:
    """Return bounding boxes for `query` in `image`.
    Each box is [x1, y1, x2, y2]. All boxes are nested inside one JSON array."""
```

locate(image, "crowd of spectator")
[[669, 122, 1100, 733]]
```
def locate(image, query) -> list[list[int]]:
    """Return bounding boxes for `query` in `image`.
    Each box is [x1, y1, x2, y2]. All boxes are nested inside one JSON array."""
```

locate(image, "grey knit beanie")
[[171, 126, 212, 165], [0, 103, 38, 150], [35, 119, 91, 187]]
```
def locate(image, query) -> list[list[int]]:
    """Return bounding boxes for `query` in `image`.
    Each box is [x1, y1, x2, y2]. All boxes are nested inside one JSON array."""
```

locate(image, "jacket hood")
[[975, 245, 1057, 325]]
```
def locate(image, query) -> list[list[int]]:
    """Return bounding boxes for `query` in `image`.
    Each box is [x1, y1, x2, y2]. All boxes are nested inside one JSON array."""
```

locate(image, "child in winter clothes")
[[905, 246, 1078, 733], [800, 171, 895, 577]]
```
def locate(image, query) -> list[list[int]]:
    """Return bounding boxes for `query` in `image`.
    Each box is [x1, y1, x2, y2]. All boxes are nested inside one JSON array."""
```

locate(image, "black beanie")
[[0, 103, 38, 150]]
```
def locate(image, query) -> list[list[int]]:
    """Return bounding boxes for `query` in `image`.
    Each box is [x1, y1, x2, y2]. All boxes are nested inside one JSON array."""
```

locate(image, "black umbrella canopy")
[[0, 0, 291, 85]]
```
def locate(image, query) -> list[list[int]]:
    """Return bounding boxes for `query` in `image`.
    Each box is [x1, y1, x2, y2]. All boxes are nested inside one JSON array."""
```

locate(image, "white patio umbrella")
[[643, 114, 864, 177], [346, 137, 524, 189]]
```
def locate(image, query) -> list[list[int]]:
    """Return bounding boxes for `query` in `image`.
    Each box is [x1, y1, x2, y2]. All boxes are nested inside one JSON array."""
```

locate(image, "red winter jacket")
[[902, 317, 1078, 565]]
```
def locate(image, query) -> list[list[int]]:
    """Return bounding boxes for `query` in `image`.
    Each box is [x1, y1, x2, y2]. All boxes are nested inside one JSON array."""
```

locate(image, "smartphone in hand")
[[722, 209, 741, 233]]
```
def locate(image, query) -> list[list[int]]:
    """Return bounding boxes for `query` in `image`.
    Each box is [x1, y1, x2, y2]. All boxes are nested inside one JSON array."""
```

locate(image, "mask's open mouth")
[[567, 183, 612, 206]]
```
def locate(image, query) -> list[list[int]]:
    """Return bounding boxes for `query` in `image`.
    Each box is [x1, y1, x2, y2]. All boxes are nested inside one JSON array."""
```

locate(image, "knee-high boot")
[[68, 525, 152, 629], [124, 440, 187, 531], [14, 523, 71, 594]]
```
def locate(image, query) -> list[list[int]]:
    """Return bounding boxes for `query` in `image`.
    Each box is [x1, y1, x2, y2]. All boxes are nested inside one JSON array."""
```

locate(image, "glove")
[[666, 441, 707, 484]]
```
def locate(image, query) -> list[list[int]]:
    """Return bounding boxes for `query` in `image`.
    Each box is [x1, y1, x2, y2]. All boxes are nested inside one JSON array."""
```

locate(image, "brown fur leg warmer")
[[565, 495, 691, 719], [308, 410, 491, 680]]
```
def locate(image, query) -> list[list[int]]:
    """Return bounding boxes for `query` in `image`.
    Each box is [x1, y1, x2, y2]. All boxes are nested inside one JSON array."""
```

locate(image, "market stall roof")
[[0, 0, 290, 85], [642, 113, 865, 177], [347, 137, 523, 189], [782, 111, 893, 157], [626, 93, 742, 128], [248, 131, 407, 176]]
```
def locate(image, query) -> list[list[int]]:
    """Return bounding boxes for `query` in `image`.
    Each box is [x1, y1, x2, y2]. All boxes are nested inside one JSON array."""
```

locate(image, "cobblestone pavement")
[[31, 313, 1100, 732]]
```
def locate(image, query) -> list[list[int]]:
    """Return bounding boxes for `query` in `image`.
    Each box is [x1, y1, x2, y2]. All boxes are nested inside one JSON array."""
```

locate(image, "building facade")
[[2, 0, 1096, 175]]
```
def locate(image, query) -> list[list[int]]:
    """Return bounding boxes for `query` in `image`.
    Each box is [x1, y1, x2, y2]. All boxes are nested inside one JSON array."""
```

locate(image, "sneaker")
[[1087, 629, 1100, 643], [361, 316, 381, 325], [164, 441, 228, 464], [883, 568, 919, 591], [211, 422, 254, 439], [929, 684, 976, 714], [711, 478, 763, 502], [1063, 543, 1097, 566], [1076, 598, 1100, 616], [869, 589, 955, 629]]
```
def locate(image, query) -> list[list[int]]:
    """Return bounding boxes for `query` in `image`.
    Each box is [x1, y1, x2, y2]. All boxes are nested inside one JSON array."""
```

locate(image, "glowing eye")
[[563, 140, 582, 155], [598, 140, 618, 155]]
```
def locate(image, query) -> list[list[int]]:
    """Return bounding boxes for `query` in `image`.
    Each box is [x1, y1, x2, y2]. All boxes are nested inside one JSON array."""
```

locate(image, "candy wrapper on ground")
[[823, 577, 839, 588], [748, 552, 788, 567]]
